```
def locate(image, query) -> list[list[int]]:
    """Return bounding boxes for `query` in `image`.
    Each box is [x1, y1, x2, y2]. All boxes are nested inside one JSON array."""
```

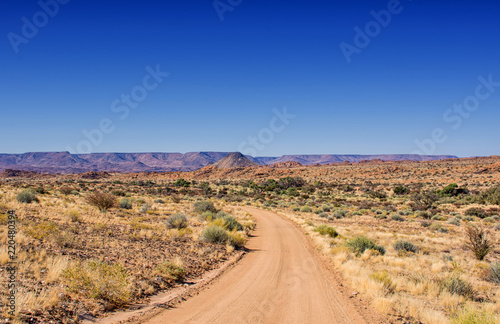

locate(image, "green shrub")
[[439, 183, 469, 197], [227, 231, 246, 247], [430, 223, 448, 233], [447, 217, 461, 226], [140, 203, 151, 213], [174, 178, 191, 187], [300, 206, 312, 213], [119, 198, 132, 209], [451, 305, 498, 324], [333, 209, 348, 219], [394, 240, 419, 253], [465, 225, 492, 260], [441, 275, 476, 299], [345, 236, 385, 256], [155, 261, 185, 281], [194, 201, 216, 214], [314, 225, 338, 238], [391, 214, 404, 222], [16, 189, 38, 203], [465, 207, 487, 219], [393, 185, 410, 195], [368, 190, 387, 199], [488, 262, 500, 284], [201, 225, 228, 244], [370, 271, 396, 295], [416, 211, 431, 219], [63, 260, 130, 306], [478, 185, 500, 205], [321, 204, 332, 212], [292, 207, 300, 212], [166, 213, 188, 229], [411, 191, 439, 210], [217, 213, 243, 231]]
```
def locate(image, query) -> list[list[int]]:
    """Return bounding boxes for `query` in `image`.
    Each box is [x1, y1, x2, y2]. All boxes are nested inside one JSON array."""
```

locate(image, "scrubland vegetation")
[[1, 156, 499, 323], [0, 178, 253, 323]]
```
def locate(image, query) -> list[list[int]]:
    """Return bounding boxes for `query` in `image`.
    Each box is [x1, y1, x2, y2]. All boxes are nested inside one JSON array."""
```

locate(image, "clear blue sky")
[[1, 0, 499, 156]]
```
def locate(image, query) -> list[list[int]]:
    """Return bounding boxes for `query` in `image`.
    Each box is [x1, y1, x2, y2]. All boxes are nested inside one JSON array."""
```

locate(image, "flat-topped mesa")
[[212, 152, 259, 169]]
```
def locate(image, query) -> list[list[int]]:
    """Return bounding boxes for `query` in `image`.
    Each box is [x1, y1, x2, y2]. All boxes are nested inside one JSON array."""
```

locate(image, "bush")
[[465, 207, 487, 219], [391, 214, 404, 222], [345, 236, 385, 256], [85, 191, 116, 212], [441, 275, 476, 299], [166, 213, 188, 229], [119, 198, 132, 209], [314, 225, 338, 238], [447, 217, 461, 226], [16, 189, 38, 204], [321, 204, 332, 212], [140, 203, 151, 213], [465, 225, 492, 260], [439, 183, 469, 197], [201, 225, 228, 244], [394, 240, 419, 253], [217, 213, 243, 231], [368, 190, 387, 199], [63, 260, 130, 306], [430, 223, 448, 233], [393, 185, 410, 195], [416, 211, 432, 219], [227, 231, 246, 247], [370, 271, 396, 295], [333, 209, 348, 219], [488, 262, 500, 284], [60, 186, 73, 195], [478, 185, 500, 205], [411, 191, 439, 210], [300, 206, 312, 213], [451, 305, 498, 324], [194, 201, 216, 214], [155, 261, 185, 282]]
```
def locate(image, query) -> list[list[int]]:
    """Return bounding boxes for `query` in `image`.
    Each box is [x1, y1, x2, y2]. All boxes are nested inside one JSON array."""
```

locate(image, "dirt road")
[[143, 207, 373, 324]]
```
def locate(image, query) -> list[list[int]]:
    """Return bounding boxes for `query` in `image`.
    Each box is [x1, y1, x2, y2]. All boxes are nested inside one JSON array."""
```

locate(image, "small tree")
[[465, 225, 492, 260], [411, 190, 439, 210], [85, 191, 116, 212]]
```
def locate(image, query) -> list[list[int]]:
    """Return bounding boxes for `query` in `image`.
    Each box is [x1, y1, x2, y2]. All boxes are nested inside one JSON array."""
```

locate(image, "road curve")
[[143, 207, 370, 324]]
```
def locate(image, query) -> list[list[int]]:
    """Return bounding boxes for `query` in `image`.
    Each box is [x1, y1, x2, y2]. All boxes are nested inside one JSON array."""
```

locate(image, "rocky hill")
[[212, 152, 260, 169], [0, 151, 458, 174]]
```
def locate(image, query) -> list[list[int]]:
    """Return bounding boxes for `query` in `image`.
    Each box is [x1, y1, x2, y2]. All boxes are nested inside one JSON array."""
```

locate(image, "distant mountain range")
[[0, 151, 457, 174]]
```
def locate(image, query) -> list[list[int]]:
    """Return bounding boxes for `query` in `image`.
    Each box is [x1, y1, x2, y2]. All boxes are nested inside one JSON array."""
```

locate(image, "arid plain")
[[1, 155, 500, 323]]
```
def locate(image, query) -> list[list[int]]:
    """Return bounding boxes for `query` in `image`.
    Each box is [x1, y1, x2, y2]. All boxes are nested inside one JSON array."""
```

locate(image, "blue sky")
[[0, 0, 499, 157]]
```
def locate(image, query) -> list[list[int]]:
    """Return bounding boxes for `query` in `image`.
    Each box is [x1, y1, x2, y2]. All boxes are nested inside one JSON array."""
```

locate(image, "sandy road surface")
[[143, 207, 373, 324]]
